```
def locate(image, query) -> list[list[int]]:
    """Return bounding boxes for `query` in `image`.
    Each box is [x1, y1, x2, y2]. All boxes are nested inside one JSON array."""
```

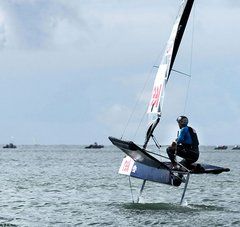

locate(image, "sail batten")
[[144, 0, 194, 148]]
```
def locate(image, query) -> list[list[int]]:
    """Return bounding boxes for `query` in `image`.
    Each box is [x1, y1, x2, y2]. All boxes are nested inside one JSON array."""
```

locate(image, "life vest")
[[188, 126, 199, 148]]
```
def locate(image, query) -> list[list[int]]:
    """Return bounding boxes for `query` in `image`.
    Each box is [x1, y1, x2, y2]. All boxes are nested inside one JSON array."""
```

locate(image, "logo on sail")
[[149, 84, 162, 112]]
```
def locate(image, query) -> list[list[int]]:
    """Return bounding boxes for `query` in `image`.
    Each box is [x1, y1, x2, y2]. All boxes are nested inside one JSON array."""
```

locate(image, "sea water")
[[0, 145, 239, 226]]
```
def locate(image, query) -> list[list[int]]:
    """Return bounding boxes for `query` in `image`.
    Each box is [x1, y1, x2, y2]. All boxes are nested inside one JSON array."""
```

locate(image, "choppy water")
[[0, 145, 239, 226]]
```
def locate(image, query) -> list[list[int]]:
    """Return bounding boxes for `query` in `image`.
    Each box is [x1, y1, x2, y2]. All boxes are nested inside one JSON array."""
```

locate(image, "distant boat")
[[232, 145, 240, 150], [3, 143, 17, 149], [85, 142, 104, 149], [214, 145, 228, 150]]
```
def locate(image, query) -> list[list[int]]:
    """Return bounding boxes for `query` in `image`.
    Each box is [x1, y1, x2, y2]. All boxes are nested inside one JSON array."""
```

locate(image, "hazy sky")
[[0, 0, 239, 145]]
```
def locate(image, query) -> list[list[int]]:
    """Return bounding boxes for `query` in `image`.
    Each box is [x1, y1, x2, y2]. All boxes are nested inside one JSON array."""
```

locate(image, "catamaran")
[[109, 0, 229, 204]]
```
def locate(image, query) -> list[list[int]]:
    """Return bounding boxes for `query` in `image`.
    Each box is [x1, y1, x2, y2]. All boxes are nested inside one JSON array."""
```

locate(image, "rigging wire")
[[133, 105, 148, 141], [132, 48, 166, 141], [152, 135, 161, 149], [183, 3, 195, 115], [121, 49, 164, 140], [120, 66, 154, 139]]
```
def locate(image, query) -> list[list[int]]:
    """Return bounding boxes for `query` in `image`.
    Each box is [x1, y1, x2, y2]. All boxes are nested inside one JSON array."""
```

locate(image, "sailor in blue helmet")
[[166, 116, 199, 170]]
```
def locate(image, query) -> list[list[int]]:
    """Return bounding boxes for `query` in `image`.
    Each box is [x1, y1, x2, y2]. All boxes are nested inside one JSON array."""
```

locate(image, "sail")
[[144, 0, 194, 148]]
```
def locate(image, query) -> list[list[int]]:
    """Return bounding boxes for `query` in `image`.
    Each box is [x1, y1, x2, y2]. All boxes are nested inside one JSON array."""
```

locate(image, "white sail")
[[144, 0, 194, 148], [148, 0, 189, 115]]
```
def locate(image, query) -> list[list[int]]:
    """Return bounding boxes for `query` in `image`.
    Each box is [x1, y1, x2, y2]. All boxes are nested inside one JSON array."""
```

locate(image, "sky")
[[0, 0, 239, 145]]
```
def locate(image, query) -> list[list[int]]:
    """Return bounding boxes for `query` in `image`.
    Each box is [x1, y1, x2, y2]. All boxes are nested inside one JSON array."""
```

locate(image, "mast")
[[143, 0, 194, 149]]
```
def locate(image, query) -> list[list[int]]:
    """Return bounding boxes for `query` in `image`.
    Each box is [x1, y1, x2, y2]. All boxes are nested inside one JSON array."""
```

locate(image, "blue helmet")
[[176, 116, 188, 126]]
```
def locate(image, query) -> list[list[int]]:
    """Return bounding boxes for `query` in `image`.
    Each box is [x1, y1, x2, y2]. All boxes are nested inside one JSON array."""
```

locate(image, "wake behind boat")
[[109, 0, 230, 204]]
